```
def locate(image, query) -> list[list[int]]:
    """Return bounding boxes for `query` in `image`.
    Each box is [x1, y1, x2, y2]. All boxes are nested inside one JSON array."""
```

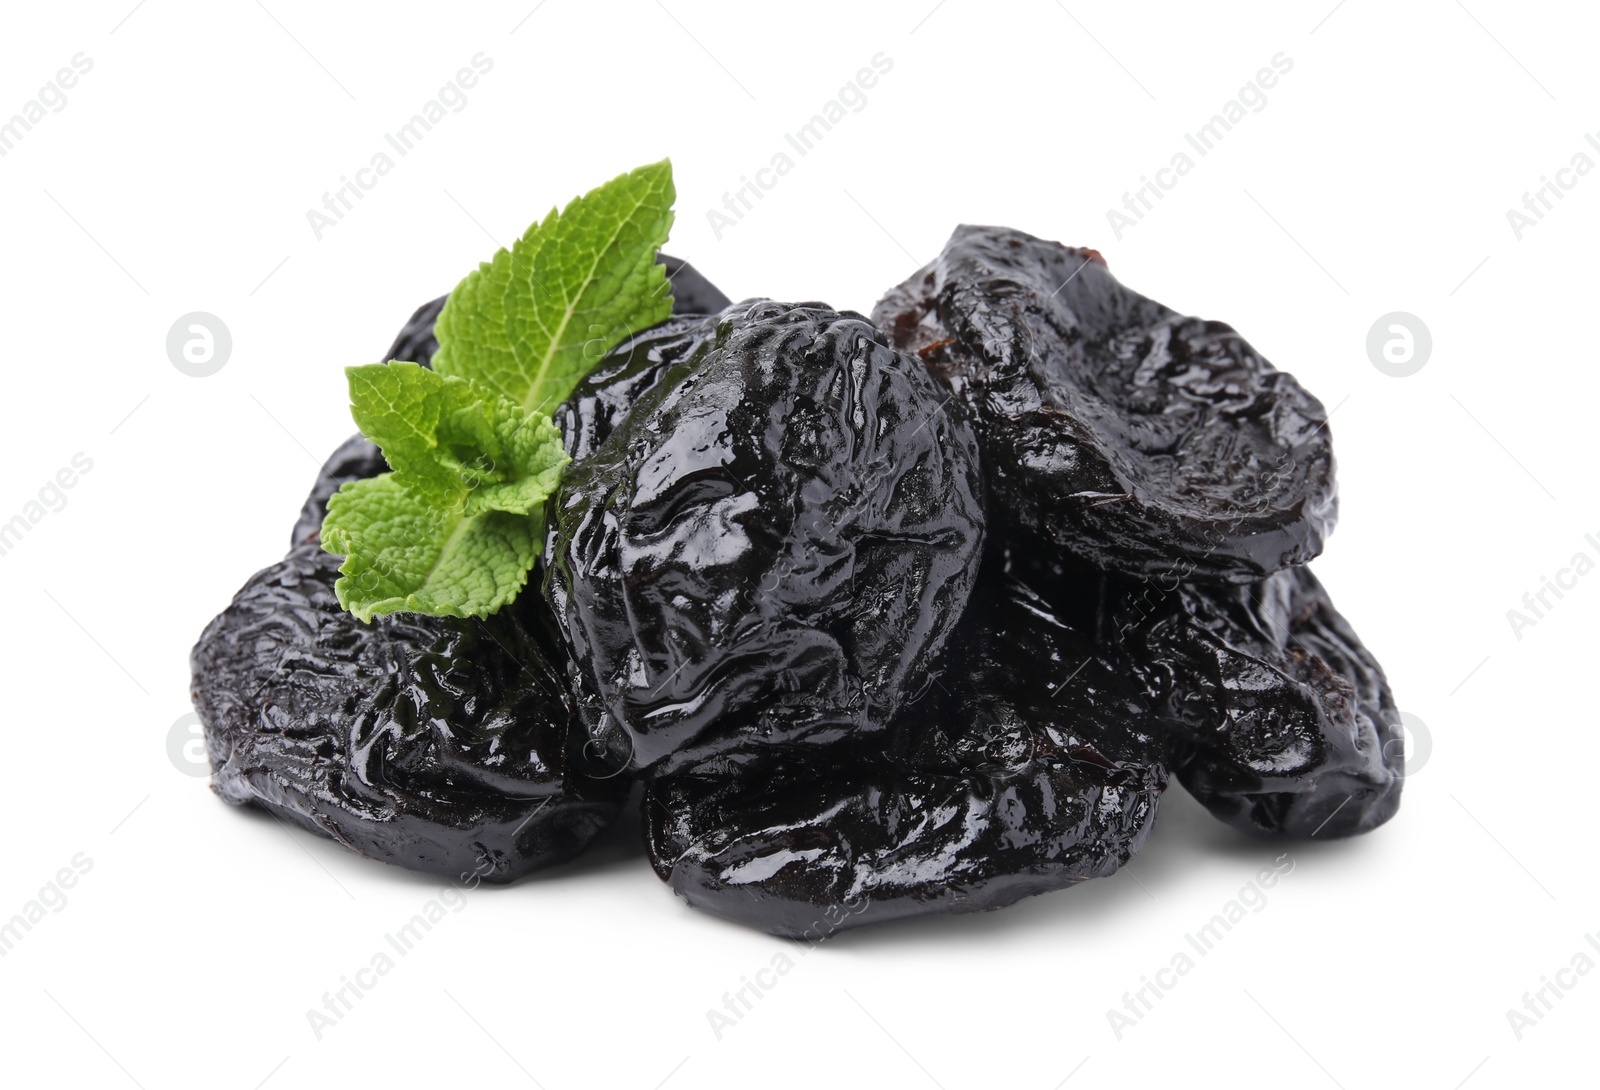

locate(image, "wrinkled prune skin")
[[554, 311, 727, 465], [1110, 566, 1402, 838], [644, 563, 1167, 937], [190, 542, 629, 881], [873, 225, 1337, 583], [379, 251, 731, 371], [548, 300, 987, 781]]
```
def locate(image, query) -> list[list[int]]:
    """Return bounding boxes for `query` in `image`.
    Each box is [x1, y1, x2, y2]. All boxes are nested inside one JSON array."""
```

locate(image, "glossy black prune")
[[547, 300, 987, 780], [196, 209, 1404, 930], [873, 225, 1337, 583], [644, 562, 1167, 937], [659, 252, 734, 315], [191, 541, 629, 881], [553, 310, 727, 465], [1110, 566, 1402, 837]]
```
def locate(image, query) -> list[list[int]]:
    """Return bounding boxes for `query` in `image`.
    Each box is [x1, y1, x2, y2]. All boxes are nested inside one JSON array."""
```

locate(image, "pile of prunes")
[[191, 229, 1403, 937]]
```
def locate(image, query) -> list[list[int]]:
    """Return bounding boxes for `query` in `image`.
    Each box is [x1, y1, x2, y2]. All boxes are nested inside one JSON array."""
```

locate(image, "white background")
[[1, 2, 1595, 1087]]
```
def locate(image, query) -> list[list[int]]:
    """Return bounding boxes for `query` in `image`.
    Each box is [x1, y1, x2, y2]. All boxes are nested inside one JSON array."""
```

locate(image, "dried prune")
[[554, 311, 725, 465], [1110, 566, 1402, 837], [873, 225, 1337, 583], [644, 560, 1167, 936], [659, 252, 734, 315], [193, 195, 1404, 930], [547, 300, 986, 780], [191, 540, 629, 881]]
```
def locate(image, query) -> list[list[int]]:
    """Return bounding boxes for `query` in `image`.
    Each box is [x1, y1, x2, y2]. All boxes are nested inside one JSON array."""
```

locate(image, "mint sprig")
[[321, 160, 677, 621], [433, 162, 676, 415]]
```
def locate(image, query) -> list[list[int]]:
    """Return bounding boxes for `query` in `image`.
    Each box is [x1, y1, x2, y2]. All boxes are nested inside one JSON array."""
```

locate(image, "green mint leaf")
[[344, 361, 567, 513], [321, 475, 543, 623], [323, 363, 568, 621], [431, 159, 676, 416], [322, 159, 679, 621]]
